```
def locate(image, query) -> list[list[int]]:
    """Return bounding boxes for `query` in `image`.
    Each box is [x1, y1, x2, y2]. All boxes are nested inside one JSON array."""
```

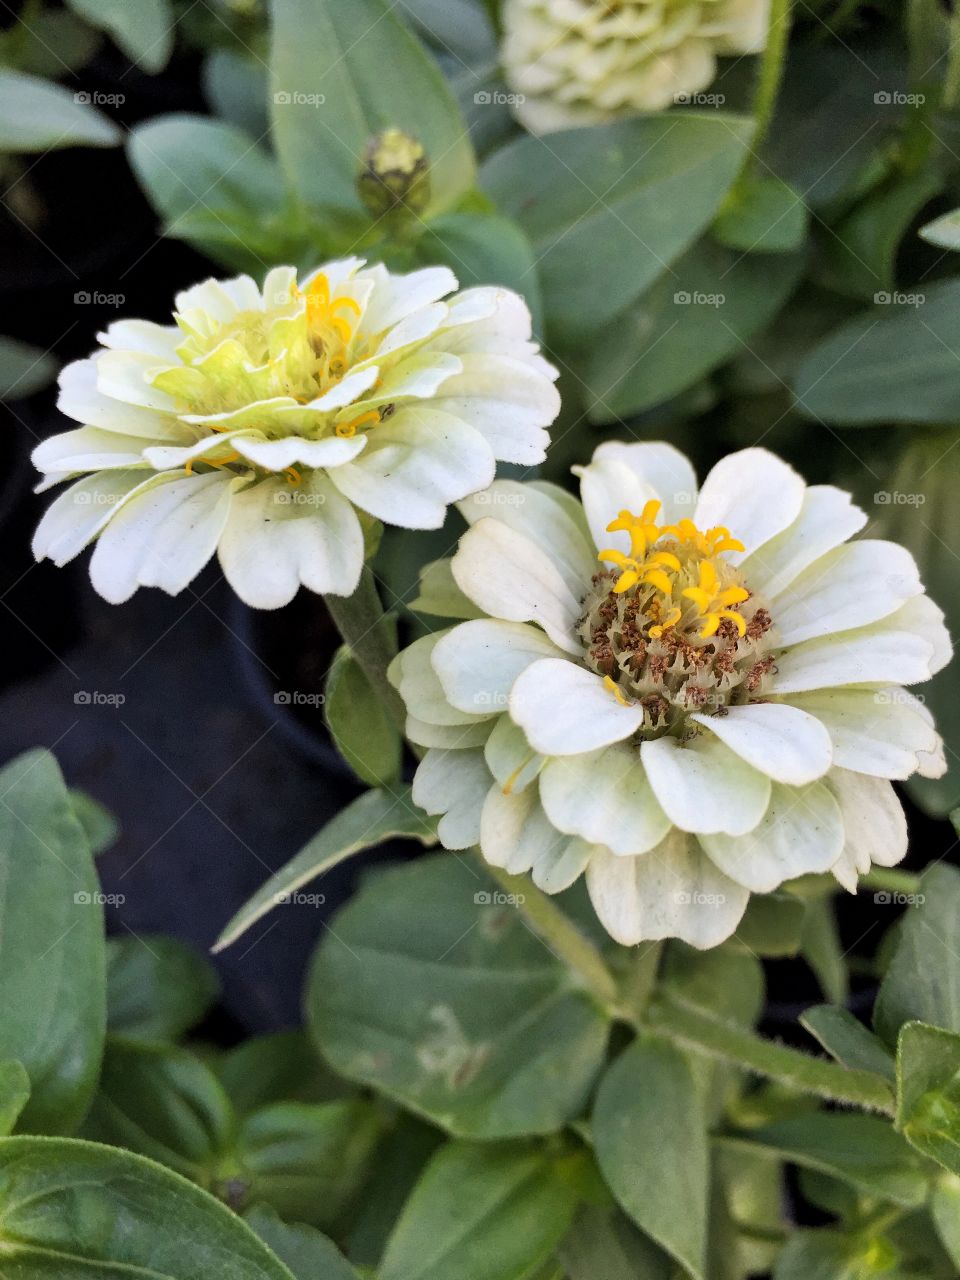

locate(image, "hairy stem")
[[324, 567, 406, 731]]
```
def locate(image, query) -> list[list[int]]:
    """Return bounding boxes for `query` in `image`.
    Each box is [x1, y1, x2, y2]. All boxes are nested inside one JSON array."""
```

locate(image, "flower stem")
[[860, 867, 923, 896], [647, 995, 895, 1116], [482, 862, 619, 1010], [323, 568, 406, 731], [751, 0, 793, 152]]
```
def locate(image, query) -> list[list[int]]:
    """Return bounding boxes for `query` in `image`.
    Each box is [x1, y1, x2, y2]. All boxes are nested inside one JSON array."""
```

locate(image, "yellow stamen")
[[185, 449, 240, 476], [649, 607, 682, 639], [335, 410, 380, 439], [285, 466, 302, 486], [603, 675, 633, 707]]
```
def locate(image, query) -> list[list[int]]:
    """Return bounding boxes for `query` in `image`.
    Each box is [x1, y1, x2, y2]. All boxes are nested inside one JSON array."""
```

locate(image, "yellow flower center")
[[598, 502, 749, 640], [578, 502, 775, 734]]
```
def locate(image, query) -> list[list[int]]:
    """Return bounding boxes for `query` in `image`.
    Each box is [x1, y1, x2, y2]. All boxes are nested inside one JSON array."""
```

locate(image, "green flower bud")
[[357, 128, 430, 221]]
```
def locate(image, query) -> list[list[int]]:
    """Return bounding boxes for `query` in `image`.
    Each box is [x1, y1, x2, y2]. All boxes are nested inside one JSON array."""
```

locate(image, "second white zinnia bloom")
[[502, 0, 771, 133], [391, 443, 950, 949], [32, 260, 559, 608]]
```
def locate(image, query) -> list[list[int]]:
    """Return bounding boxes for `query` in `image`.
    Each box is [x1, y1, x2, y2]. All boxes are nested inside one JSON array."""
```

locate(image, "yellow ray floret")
[[298, 273, 363, 345]]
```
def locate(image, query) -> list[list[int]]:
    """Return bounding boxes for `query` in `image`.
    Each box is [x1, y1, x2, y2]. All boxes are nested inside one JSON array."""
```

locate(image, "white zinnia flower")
[[32, 261, 559, 608], [502, 0, 770, 133], [390, 443, 950, 949]]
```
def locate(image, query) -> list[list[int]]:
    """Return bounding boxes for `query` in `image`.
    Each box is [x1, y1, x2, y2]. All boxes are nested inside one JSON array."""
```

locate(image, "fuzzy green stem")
[[482, 862, 619, 1010], [324, 568, 406, 731], [751, 0, 793, 151], [648, 996, 895, 1116], [860, 867, 923, 896]]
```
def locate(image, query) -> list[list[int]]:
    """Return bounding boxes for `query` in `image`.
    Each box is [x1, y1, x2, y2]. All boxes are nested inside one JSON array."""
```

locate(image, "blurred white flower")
[[33, 261, 559, 608], [502, 0, 770, 133], [391, 442, 950, 948]]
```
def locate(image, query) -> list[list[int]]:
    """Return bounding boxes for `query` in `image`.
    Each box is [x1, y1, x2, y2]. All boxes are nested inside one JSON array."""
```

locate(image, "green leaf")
[[0, 68, 119, 151], [559, 1207, 672, 1280], [793, 279, 960, 424], [817, 170, 942, 301], [379, 1142, 583, 1280], [217, 1031, 350, 1115], [203, 48, 270, 139], [931, 1173, 960, 1268], [244, 1204, 359, 1280], [0, 749, 106, 1134], [592, 1036, 708, 1280], [269, 0, 475, 217], [306, 853, 610, 1139], [325, 645, 402, 788], [415, 212, 543, 333], [83, 1037, 235, 1181], [735, 891, 806, 958], [920, 207, 960, 250], [0, 1135, 295, 1278], [0, 334, 56, 400], [231, 1099, 382, 1227], [65, 0, 174, 73], [580, 235, 802, 420], [128, 115, 287, 269], [728, 1113, 929, 1207], [0, 1061, 30, 1137], [5, 9, 100, 78], [214, 787, 436, 951], [68, 787, 119, 856], [713, 175, 808, 254], [481, 114, 754, 342], [773, 1229, 900, 1280], [345, 1115, 443, 1267], [802, 1006, 895, 1083], [874, 865, 960, 1048], [106, 934, 220, 1041], [896, 1020, 960, 1175]]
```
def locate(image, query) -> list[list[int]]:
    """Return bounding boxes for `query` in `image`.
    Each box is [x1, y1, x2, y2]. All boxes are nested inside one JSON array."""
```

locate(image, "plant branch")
[[482, 861, 619, 1010], [324, 567, 406, 731], [647, 995, 895, 1116], [751, 0, 793, 151]]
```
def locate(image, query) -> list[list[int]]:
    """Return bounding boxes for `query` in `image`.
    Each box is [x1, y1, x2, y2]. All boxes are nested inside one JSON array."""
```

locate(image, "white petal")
[[700, 781, 845, 893], [772, 626, 937, 694], [388, 631, 494, 727], [577, 455, 658, 556], [358, 352, 462, 405], [827, 769, 908, 873], [640, 733, 771, 835], [538, 743, 670, 855], [452, 518, 582, 654], [231, 434, 367, 470], [97, 319, 181, 360], [369, 303, 448, 360], [790, 688, 941, 781], [96, 350, 178, 413], [483, 716, 544, 794], [770, 541, 922, 646], [428, 352, 559, 465], [89, 472, 236, 603], [586, 830, 750, 948], [510, 659, 645, 754], [689, 703, 833, 785], [328, 407, 494, 530], [58, 358, 181, 439], [406, 716, 494, 750], [33, 470, 168, 565], [739, 484, 867, 597], [217, 472, 363, 606], [299, 365, 380, 411], [479, 784, 592, 892], [458, 480, 595, 598], [890, 595, 952, 674], [432, 619, 563, 716], [412, 747, 491, 850], [693, 448, 805, 563], [357, 264, 457, 335], [587, 441, 698, 523], [32, 427, 156, 474], [176, 275, 252, 320]]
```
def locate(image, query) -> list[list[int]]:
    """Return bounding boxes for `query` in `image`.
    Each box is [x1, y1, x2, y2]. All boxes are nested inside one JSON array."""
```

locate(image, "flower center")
[[578, 502, 777, 735]]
